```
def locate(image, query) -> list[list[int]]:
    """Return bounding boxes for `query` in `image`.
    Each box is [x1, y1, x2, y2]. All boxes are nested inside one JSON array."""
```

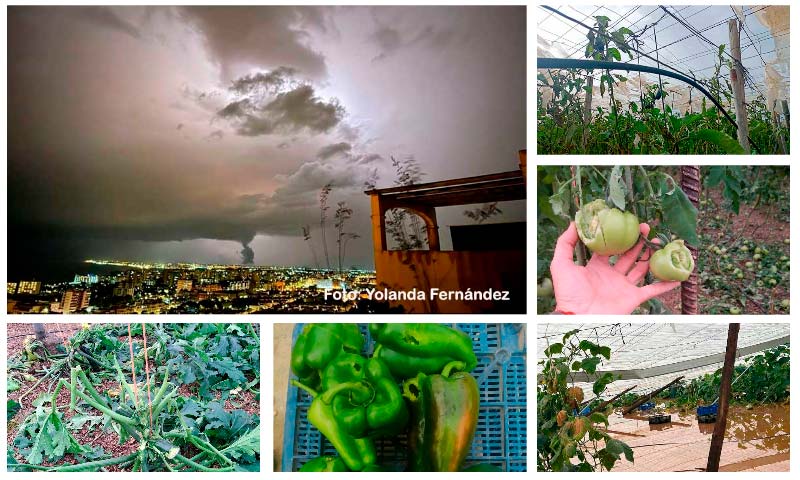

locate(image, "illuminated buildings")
[[55, 289, 91, 314], [176, 279, 193, 293], [228, 280, 250, 291], [72, 274, 98, 284], [17, 281, 42, 295], [8, 282, 17, 294]]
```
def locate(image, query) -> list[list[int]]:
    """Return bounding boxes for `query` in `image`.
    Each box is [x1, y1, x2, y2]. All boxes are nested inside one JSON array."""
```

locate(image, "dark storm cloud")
[[230, 67, 297, 95], [368, 16, 455, 61], [217, 82, 345, 136], [8, 5, 525, 270], [73, 6, 142, 39], [317, 142, 351, 160], [180, 6, 328, 79]]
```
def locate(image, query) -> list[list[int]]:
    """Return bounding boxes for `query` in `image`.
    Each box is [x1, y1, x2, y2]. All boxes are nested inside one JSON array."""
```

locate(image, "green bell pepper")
[[320, 349, 408, 437], [403, 361, 480, 472], [291, 324, 364, 388], [299, 456, 348, 472], [291, 380, 377, 472], [369, 324, 478, 379]]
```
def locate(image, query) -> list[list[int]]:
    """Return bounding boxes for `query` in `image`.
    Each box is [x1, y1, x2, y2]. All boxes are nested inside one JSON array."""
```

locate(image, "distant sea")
[[8, 260, 130, 285]]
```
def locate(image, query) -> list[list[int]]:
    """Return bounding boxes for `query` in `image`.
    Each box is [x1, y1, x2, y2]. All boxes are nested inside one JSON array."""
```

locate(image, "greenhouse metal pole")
[[706, 323, 740, 472], [728, 20, 751, 154], [680, 167, 700, 315]]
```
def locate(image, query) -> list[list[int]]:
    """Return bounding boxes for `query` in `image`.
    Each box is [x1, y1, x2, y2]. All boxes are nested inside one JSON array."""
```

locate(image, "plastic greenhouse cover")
[[537, 323, 790, 398], [537, 5, 789, 114]]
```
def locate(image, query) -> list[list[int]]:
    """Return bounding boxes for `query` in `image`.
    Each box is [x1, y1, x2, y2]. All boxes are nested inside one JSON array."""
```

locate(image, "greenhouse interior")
[[537, 5, 790, 154], [537, 323, 789, 472]]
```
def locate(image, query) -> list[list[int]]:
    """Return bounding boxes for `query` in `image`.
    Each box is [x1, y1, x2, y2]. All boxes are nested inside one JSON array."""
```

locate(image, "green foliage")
[[538, 35, 789, 155], [8, 324, 261, 472], [7, 400, 21, 421], [13, 396, 94, 465], [537, 330, 631, 471], [662, 344, 790, 406]]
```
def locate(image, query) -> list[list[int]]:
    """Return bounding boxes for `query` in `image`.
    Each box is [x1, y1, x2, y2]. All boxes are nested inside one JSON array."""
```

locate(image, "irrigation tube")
[[537, 57, 760, 153]]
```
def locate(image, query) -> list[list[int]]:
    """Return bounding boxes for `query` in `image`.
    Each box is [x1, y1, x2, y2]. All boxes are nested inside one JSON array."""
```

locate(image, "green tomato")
[[769, 278, 777, 286], [736, 272, 743, 279], [757, 280, 764, 287], [770, 265, 779, 273], [745, 262, 754, 268], [719, 247, 727, 254], [739, 245, 749, 252], [537, 278, 554, 297], [781, 299, 790, 309], [649, 239, 694, 281], [575, 199, 640, 256], [753, 253, 762, 261], [729, 307, 741, 315], [784, 238, 790, 245], [780, 255, 788, 262]]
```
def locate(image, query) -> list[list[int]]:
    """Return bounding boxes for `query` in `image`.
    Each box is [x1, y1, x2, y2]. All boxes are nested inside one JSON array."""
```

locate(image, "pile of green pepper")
[[291, 323, 498, 472]]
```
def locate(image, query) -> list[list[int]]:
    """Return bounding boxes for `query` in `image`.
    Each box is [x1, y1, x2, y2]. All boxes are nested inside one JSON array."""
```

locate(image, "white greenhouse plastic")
[[537, 323, 790, 398]]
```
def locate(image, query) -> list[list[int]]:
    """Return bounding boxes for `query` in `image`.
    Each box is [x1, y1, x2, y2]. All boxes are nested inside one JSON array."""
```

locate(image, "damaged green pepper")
[[291, 324, 364, 388], [575, 199, 640, 256], [369, 324, 477, 379], [291, 380, 377, 472], [649, 239, 694, 281], [403, 361, 479, 472], [320, 349, 408, 437]]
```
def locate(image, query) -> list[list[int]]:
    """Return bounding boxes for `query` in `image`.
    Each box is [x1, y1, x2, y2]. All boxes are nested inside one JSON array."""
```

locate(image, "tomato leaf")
[[661, 186, 699, 247], [691, 129, 745, 154]]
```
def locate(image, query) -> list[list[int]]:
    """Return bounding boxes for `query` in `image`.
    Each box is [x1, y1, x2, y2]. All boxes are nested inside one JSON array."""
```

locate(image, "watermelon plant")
[[7, 323, 260, 472]]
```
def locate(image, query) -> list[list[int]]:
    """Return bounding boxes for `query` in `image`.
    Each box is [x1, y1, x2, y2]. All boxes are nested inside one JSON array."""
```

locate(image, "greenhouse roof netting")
[[537, 5, 790, 114], [537, 323, 790, 398]]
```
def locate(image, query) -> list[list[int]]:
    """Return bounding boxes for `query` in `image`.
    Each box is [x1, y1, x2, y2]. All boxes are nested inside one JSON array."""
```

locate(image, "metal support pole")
[[622, 376, 685, 414], [706, 323, 740, 472], [680, 166, 700, 314], [728, 20, 750, 153]]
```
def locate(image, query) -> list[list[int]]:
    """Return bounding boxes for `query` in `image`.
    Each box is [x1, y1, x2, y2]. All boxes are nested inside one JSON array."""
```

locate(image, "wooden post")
[[622, 376, 685, 414], [773, 110, 788, 154], [588, 384, 638, 416], [728, 20, 750, 153], [781, 100, 790, 129], [680, 167, 700, 314], [706, 323, 740, 472]]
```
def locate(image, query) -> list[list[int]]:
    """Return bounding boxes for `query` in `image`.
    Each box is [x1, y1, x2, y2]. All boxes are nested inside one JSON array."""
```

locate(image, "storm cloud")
[[8, 6, 525, 276], [216, 74, 345, 136]]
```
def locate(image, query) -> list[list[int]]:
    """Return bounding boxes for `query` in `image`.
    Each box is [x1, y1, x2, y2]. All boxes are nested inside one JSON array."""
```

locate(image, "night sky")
[[8, 6, 525, 280]]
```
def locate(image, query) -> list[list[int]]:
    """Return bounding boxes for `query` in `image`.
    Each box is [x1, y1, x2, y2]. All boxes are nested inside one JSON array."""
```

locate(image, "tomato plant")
[[537, 165, 698, 314], [661, 344, 789, 406], [537, 329, 633, 471], [538, 17, 789, 155]]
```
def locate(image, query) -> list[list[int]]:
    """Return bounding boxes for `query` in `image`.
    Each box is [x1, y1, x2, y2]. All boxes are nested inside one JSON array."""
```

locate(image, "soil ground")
[[654, 186, 789, 314]]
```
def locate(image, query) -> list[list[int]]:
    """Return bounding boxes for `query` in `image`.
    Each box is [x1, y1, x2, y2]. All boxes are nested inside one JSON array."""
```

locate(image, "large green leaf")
[[661, 186, 699, 247], [608, 166, 626, 210], [691, 129, 745, 154]]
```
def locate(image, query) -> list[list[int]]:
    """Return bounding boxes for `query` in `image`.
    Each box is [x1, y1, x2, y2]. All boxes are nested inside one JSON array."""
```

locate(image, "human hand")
[[550, 222, 680, 314]]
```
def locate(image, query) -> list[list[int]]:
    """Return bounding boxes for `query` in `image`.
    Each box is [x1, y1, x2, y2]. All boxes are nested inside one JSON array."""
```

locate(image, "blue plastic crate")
[[282, 323, 527, 472]]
